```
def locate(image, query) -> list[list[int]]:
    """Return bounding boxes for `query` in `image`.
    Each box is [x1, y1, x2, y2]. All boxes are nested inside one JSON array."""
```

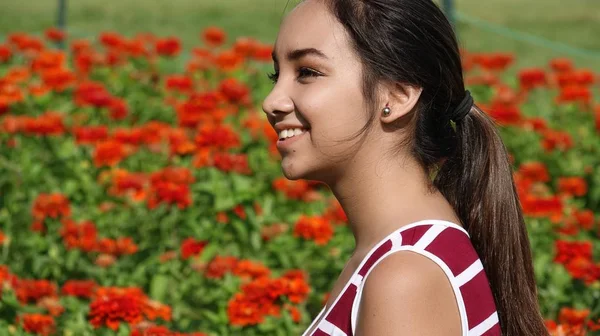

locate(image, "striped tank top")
[[302, 220, 501, 336]]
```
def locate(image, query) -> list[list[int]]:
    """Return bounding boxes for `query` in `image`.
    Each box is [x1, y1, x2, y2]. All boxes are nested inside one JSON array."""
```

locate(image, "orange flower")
[[17, 313, 55, 336], [227, 292, 265, 326], [202, 26, 227, 47], [45, 27, 66, 42], [31, 193, 70, 221], [155, 37, 181, 57], [233, 37, 259, 58], [233, 260, 271, 279], [93, 140, 131, 167], [252, 42, 273, 62], [293, 215, 334, 245], [471, 52, 514, 72], [95, 254, 116, 268], [205, 255, 238, 279], [32, 50, 66, 73], [215, 49, 244, 72], [550, 58, 573, 73], [272, 178, 318, 201], [559, 307, 590, 327], [558, 177, 587, 197]]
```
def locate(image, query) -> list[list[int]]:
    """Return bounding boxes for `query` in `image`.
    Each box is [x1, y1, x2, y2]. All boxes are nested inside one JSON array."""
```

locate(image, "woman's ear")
[[380, 82, 423, 123]]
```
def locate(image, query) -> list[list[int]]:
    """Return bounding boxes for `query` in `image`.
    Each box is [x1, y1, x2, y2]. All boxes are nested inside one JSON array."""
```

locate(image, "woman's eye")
[[267, 71, 279, 84], [297, 67, 320, 80], [266, 67, 321, 84]]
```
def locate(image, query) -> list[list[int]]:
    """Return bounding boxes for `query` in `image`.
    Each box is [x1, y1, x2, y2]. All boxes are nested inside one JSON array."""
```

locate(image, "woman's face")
[[262, 0, 371, 183]]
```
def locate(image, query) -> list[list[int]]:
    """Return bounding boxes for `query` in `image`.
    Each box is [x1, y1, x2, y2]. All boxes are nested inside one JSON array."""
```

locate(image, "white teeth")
[[278, 128, 307, 140]]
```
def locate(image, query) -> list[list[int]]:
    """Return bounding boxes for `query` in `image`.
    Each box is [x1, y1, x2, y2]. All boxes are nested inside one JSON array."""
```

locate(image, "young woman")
[[262, 0, 548, 335]]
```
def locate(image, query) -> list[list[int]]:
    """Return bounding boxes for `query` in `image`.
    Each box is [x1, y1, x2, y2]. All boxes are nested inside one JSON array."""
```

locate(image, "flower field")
[[0, 26, 599, 335]]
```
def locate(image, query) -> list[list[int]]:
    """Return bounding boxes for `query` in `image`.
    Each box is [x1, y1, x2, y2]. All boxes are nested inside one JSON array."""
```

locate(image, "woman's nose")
[[262, 86, 294, 119]]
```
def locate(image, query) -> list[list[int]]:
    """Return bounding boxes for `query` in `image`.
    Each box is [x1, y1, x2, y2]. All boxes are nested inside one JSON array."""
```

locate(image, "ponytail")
[[432, 104, 549, 335]]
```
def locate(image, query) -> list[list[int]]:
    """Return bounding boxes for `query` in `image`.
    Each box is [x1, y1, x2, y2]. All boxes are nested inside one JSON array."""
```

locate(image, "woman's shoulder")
[[355, 249, 463, 335]]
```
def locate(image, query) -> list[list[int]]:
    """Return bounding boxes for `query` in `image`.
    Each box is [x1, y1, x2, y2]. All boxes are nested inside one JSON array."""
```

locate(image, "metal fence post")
[[56, 0, 67, 49]]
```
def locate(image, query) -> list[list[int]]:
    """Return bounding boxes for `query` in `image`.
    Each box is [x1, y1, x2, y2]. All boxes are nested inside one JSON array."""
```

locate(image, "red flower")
[[195, 124, 240, 150], [99, 31, 125, 49], [45, 27, 66, 43], [555, 85, 591, 105], [74, 81, 113, 108], [23, 111, 66, 136], [233, 260, 271, 279], [109, 97, 129, 120], [540, 129, 573, 152], [16, 279, 57, 304], [485, 102, 522, 126], [32, 193, 70, 221], [17, 313, 55, 336], [155, 37, 181, 57], [89, 290, 144, 330], [218, 78, 251, 105], [212, 152, 252, 175], [165, 74, 194, 93], [202, 26, 227, 47], [59, 219, 98, 252], [180, 238, 208, 260], [62, 280, 98, 298], [518, 161, 550, 183], [0, 44, 12, 63], [73, 125, 109, 145], [518, 68, 546, 90]]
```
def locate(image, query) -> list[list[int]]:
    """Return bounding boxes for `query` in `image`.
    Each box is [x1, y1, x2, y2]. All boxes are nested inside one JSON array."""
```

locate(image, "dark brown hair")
[[317, 0, 548, 334]]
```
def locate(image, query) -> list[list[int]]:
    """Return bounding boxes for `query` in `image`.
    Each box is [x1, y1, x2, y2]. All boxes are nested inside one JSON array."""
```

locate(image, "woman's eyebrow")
[[271, 48, 329, 63]]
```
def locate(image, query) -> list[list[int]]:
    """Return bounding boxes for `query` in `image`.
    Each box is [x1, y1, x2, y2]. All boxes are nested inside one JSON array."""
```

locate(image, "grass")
[[0, 0, 599, 71]]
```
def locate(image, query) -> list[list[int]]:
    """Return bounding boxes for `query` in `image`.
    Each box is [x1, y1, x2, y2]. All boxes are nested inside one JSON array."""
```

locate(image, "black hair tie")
[[452, 90, 473, 122]]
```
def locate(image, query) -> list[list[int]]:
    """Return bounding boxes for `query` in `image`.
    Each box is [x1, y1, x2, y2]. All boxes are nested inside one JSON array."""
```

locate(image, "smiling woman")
[[262, 1, 549, 336]]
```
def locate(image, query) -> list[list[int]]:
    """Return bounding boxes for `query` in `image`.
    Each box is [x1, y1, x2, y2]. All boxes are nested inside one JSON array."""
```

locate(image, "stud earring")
[[382, 103, 391, 117]]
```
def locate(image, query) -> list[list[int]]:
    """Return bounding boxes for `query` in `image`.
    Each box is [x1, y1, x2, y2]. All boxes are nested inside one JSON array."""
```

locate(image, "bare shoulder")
[[355, 250, 462, 336]]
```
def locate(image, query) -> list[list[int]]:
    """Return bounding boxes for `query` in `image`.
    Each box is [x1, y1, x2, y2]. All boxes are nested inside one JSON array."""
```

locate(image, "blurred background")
[[1, 0, 599, 72]]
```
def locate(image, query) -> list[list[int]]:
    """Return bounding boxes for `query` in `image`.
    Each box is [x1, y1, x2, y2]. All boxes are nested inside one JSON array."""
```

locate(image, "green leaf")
[[150, 274, 170, 302]]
